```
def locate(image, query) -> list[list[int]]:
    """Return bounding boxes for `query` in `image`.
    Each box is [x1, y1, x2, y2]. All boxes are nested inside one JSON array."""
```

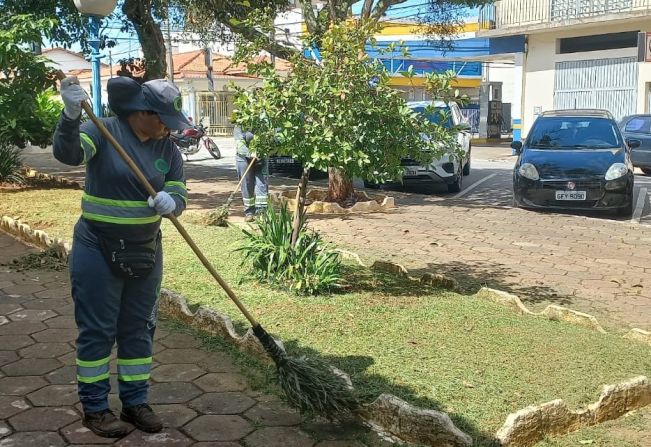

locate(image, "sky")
[[51, 0, 475, 62]]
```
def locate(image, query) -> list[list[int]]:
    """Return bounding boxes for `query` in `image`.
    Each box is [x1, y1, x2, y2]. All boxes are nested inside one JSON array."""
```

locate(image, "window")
[[528, 117, 621, 149], [624, 117, 651, 134], [558, 31, 639, 54]]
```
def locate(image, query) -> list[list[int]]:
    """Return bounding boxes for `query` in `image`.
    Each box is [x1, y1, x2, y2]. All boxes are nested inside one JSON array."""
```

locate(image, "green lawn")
[[2, 187, 650, 446]]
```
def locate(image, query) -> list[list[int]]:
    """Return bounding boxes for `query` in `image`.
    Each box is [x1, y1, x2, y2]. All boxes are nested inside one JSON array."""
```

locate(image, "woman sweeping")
[[53, 75, 190, 438]]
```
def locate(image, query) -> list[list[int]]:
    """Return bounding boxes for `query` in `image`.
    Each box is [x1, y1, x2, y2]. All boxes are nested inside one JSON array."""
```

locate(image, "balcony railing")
[[479, 0, 651, 31]]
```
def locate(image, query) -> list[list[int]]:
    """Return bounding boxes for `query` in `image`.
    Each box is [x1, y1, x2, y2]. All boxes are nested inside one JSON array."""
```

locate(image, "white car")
[[402, 101, 472, 193]]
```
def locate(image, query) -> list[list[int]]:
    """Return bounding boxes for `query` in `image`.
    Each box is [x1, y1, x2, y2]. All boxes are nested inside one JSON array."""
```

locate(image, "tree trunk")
[[123, 0, 167, 81], [291, 167, 310, 248], [327, 168, 354, 203]]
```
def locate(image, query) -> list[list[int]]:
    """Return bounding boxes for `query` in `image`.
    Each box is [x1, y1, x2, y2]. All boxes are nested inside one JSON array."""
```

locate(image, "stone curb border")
[[3, 217, 650, 447], [496, 376, 651, 447], [0, 216, 71, 261], [270, 190, 395, 214], [367, 258, 651, 347], [21, 167, 83, 190]]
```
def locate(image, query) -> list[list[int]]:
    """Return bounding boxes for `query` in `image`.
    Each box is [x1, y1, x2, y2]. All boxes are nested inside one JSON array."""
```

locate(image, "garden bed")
[[270, 189, 395, 214], [2, 187, 650, 446]]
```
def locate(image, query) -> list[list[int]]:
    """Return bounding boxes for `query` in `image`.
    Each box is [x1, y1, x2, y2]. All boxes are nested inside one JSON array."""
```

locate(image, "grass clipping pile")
[[4, 246, 68, 272]]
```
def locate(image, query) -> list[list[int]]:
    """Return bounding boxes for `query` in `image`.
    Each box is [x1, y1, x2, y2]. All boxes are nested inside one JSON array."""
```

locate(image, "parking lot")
[[21, 141, 651, 331]]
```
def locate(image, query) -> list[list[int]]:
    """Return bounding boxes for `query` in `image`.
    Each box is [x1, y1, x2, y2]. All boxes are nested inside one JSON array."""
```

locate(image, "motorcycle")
[[169, 123, 221, 161]]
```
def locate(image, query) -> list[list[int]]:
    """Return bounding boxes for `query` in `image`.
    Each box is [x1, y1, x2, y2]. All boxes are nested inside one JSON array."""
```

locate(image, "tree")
[[0, 14, 62, 147], [0, 0, 490, 81], [231, 22, 464, 206]]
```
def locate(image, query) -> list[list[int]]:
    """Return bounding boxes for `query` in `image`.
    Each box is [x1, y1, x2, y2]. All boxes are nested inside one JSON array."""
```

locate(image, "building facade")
[[479, 0, 651, 138]]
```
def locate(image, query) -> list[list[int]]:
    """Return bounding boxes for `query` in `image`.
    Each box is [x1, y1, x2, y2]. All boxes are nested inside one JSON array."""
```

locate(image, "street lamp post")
[[73, 0, 117, 117]]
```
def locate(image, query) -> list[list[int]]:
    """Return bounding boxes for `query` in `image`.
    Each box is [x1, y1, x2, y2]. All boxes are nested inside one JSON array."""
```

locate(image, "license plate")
[[275, 157, 294, 164], [404, 167, 419, 176], [555, 191, 587, 201]]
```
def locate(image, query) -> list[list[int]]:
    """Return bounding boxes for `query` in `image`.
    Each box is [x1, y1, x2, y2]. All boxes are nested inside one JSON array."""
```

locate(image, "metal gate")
[[554, 57, 638, 120], [197, 92, 235, 136]]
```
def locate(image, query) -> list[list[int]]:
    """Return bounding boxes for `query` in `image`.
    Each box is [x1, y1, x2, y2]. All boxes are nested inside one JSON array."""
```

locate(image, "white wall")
[[487, 61, 516, 106], [522, 19, 650, 136], [44, 49, 91, 72]]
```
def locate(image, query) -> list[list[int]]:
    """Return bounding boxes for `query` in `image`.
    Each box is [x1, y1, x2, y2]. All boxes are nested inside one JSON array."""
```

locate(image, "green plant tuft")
[[239, 205, 341, 295], [0, 142, 24, 184]]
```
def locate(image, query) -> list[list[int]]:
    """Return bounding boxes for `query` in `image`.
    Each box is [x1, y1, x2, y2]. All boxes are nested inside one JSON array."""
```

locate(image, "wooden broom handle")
[[56, 71, 259, 327]]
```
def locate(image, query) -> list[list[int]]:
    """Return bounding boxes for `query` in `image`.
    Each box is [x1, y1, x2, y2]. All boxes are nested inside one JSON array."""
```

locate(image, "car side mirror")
[[458, 122, 470, 132], [511, 141, 523, 154], [627, 138, 641, 149]]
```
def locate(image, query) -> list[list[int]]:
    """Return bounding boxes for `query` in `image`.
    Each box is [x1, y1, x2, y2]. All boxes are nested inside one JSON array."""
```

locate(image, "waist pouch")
[[98, 231, 161, 279]]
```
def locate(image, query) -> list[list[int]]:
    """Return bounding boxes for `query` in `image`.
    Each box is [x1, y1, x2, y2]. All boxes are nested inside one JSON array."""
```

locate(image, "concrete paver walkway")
[[0, 232, 381, 447]]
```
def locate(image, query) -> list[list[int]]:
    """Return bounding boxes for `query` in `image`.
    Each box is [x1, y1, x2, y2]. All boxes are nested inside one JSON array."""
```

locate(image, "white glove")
[[148, 191, 176, 216], [60, 76, 88, 119]]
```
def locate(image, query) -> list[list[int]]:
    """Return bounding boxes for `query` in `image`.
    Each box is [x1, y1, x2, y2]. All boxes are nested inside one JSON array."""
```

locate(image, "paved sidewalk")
[[0, 232, 381, 447]]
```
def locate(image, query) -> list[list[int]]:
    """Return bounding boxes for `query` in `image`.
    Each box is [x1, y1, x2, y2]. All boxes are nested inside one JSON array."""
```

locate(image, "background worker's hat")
[[107, 76, 191, 130]]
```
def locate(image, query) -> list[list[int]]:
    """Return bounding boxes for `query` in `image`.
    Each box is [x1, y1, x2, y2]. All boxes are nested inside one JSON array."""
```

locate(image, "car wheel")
[[462, 147, 471, 176], [642, 168, 651, 176], [447, 172, 462, 193]]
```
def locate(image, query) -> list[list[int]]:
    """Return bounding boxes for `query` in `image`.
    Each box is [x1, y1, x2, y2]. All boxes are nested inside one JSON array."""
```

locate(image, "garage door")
[[554, 57, 637, 120]]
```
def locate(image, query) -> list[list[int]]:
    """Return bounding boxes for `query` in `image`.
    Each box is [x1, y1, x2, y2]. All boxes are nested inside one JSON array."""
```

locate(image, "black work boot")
[[120, 403, 163, 433], [83, 409, 130, 438]]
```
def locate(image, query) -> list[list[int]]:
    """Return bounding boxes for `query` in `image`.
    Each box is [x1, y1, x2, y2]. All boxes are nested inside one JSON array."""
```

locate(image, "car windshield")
[[527, 117, 621, 149], [410, 106, 453, 128]]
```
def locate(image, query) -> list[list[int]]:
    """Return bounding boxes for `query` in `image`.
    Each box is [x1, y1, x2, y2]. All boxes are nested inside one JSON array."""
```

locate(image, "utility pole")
[[109, 50, 113, 78], [166, 9, 175, 83]]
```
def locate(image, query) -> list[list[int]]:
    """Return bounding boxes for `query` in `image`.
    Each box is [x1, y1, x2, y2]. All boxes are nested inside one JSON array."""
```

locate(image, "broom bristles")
[[204, 206, 230, 227], [252, 324, 358, 418], [278, 356, 359, 418]]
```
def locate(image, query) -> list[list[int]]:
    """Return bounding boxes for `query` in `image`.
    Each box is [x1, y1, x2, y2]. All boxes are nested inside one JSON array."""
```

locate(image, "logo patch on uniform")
[[173, 96, 182, 112], [154, 158, 170, 174]]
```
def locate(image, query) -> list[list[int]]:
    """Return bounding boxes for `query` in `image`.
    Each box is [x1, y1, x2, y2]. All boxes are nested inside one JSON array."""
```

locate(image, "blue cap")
[[107, 77, 191, 130]]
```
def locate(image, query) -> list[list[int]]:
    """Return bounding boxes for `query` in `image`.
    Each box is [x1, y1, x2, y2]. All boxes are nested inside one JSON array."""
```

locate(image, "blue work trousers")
[[236, 155, 268, 216], [69, 220, 162, 413]]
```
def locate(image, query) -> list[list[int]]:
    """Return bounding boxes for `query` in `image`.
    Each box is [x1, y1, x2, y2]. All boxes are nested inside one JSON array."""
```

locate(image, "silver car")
[[401, 101, 472, 193]]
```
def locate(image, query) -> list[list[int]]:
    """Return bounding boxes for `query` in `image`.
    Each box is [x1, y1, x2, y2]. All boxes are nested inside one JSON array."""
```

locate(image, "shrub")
[[239, 205, 342, 295], [0, 142, 24, 184]]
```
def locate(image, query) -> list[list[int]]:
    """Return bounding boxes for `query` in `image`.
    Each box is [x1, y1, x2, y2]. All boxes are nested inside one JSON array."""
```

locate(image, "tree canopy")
[[0, 0, 491, 79]]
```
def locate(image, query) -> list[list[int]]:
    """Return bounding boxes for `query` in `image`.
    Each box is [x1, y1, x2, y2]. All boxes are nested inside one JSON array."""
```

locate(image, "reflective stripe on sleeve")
[[80, 133, 97, 164], [163, 181, 188, 204]]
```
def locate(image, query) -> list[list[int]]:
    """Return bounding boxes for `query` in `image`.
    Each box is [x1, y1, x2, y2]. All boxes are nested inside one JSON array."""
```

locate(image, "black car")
[[512, 110, 638, 217], [619, 114, 651, 175]]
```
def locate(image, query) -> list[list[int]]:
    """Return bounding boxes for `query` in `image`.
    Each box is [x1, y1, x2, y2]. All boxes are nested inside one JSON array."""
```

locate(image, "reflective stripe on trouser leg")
[[237, 156, 256, 214], [116, 239, 162, 408], [77, 356, 111, 383], [70, 224, 124, 413], [254, 160, 269, 210], [118, 357, 152, 382]]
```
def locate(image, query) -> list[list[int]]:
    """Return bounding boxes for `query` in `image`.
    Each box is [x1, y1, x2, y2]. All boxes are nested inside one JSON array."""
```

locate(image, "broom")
[[57, 73, 357, 418], [204, 156, 257, 227]]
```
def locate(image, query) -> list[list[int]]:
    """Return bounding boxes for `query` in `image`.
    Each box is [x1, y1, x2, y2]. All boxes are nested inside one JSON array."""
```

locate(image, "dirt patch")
[[3, 246, 68, 272]]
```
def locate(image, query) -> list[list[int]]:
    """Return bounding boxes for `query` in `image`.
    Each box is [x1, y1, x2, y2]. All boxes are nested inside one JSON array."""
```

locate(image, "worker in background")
[[234, 125, 268, 222], [53, 75, 190, 438]]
